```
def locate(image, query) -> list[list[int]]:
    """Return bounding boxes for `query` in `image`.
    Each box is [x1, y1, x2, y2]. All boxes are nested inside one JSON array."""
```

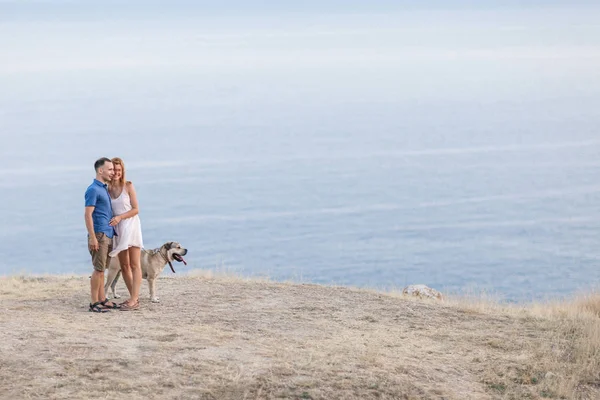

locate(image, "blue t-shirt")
[[85, 179, 115, 238]]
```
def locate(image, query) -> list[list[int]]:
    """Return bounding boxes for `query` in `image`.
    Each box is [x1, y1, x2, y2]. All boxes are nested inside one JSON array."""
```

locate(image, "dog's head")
[[163, 241, 188, 266]]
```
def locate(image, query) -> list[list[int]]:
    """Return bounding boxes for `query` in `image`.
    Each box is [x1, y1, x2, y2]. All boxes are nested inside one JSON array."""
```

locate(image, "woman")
[[108, 157, 143, 311]]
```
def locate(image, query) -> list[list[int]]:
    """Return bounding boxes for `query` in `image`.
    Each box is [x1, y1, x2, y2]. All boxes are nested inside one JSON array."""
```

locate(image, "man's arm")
[[85, 206, 99, 251], [84, 188, 99, 250]]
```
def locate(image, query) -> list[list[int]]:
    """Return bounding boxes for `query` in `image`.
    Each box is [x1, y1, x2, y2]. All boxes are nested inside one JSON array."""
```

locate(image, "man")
[[85, 157, 120, 312]]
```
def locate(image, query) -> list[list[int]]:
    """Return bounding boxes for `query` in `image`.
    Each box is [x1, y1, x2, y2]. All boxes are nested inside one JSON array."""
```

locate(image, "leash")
[[158, 248, 176, 273]]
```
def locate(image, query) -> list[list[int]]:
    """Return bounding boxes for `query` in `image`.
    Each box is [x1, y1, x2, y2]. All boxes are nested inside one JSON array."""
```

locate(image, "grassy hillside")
[[0, 274, 598, 399]]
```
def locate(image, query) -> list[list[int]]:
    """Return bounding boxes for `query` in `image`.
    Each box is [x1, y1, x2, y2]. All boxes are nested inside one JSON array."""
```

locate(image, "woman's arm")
[[109, 182, 140, 226]]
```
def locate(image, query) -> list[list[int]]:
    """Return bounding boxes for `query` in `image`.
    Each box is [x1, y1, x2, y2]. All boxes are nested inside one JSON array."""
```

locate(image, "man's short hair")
[[94, 157, 112, 172]]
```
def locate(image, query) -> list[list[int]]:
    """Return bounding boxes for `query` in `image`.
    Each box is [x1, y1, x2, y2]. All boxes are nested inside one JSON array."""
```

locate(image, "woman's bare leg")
[[118, 250, 133, 303], [128, 246, 142, 304]]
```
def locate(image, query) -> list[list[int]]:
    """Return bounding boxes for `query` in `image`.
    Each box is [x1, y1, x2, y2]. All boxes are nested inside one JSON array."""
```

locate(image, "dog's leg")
[[148, 276, 160, 303], [110, 270, 122, 299]]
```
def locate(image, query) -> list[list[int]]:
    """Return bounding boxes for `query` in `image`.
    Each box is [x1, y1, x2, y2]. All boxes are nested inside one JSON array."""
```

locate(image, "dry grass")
[[0, 274, 598, 400]]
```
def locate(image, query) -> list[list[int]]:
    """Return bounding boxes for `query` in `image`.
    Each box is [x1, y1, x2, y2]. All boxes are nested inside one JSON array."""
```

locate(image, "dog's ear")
[[165, 242, 174, 250]]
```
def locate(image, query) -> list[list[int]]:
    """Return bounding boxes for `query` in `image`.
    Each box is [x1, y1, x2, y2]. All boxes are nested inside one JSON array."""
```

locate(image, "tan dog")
[[104, 242, 188, 303]]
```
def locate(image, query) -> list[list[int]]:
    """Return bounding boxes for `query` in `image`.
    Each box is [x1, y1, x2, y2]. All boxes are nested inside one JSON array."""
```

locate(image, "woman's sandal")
[[120, 300, 140, 311], [89, 301, 110, 313], [100, 299, 121, 309]]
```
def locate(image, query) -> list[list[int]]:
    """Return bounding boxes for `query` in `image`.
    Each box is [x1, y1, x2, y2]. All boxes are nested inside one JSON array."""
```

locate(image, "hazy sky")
[[1, 1, 599, 170], [2, 2, 599, 74]]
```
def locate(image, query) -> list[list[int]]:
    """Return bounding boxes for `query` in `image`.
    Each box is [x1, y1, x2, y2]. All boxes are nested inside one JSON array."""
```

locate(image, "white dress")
[[109, 187, 143, 256]]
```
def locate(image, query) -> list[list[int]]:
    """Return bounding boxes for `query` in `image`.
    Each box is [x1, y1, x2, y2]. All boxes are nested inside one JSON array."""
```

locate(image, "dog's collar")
[[159, 247, 176, 273]]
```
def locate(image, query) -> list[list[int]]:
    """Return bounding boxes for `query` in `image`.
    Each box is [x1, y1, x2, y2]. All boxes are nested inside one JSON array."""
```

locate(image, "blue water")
[[1, 4, 600, 300]]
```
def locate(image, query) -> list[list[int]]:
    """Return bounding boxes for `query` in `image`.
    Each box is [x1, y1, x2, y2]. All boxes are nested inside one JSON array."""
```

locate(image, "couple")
[[84, 157, 143, 312]]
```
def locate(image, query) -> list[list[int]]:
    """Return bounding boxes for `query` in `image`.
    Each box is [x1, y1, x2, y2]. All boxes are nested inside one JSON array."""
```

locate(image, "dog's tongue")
[[181, 257, 187, 265]]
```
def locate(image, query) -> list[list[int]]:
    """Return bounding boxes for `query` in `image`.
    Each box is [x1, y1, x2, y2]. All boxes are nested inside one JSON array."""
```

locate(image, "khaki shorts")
[[89, 232, 113, 272]]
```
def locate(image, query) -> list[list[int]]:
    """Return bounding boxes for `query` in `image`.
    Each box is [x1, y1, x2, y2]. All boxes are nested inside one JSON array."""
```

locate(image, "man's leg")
[[89, 233, 110, 311], [129, 246, 142, 304], [91, 270, 104, 303], [96, 272, 108, 302], [98, 239, 121, 307]]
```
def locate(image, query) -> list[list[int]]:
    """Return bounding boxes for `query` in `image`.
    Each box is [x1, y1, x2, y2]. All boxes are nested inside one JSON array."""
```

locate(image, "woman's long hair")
[[111, 157, 127, 187]]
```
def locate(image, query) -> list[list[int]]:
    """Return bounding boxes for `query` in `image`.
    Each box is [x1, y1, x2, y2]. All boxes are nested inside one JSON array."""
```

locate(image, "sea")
[[1, 3, 599, 301]]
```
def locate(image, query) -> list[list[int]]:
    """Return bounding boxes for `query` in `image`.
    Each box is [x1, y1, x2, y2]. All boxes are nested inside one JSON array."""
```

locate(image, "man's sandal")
[[89, 302, 110, 313], [100, 299, 121, 309]]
